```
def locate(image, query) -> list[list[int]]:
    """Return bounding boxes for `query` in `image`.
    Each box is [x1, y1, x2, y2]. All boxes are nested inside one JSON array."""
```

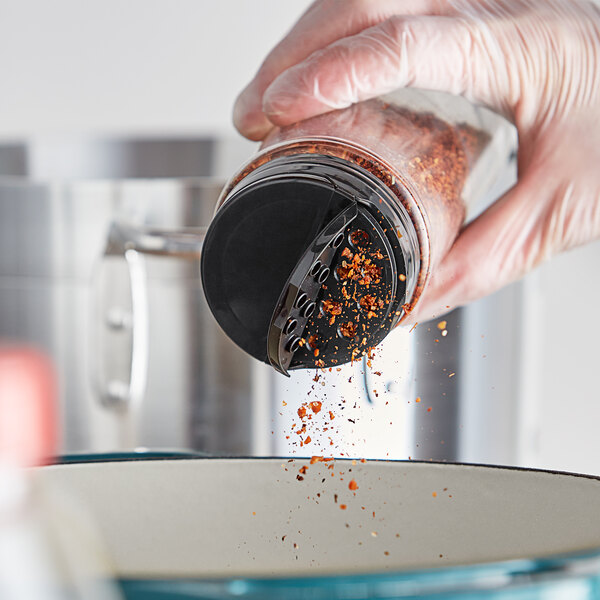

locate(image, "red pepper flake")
[[297, 406, 307, 419], [339, 321, 358, 339], [427, 407, 432, 412], [360, 458, 366, 463], [310, 456, 324, 464], [359, 294, 385, 313], [339, 504, 347, 510], [309, 401, 322, 414], [415, 397, 421, 403], [399, 274, 407, 282], [299, 466, 308, 475], [350, 229, 369, 247], [336, 265, 351, 281], [348, 480, 359, 491], [432, 492, 437, 497], [329, 411, 335, 420], [304, 436, 312, 445], [322, 299, 343, 316]]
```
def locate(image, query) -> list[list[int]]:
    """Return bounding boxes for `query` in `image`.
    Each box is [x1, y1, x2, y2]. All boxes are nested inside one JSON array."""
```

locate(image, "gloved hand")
[[233, 0, 600, 323]]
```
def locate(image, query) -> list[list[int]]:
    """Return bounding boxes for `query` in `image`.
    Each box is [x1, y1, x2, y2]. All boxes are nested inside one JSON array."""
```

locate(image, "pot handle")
[[90, 222, 204, 447]]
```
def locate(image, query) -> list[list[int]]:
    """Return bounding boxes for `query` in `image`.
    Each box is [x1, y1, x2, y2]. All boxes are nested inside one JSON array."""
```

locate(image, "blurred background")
[[0, 0, 599, 475]]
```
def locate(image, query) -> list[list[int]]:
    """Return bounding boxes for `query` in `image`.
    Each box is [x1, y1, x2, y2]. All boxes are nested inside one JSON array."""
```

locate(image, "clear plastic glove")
[[233, 0, 600, 323]]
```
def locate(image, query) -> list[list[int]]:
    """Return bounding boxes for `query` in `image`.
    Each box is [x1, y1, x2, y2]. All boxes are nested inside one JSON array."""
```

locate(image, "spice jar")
[[202, 89, 515, 375]]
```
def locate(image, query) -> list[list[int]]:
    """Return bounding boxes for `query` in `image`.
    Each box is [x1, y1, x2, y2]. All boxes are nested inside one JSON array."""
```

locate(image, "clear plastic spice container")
[[201, 89, 515, 374]]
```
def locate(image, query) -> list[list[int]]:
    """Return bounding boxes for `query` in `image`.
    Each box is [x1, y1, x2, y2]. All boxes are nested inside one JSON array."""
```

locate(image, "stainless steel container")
[[0, 138, 274, 455]]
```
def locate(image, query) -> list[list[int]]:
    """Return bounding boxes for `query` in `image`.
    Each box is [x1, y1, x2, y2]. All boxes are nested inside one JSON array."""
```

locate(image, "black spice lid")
[[201, 172, 407, 375]]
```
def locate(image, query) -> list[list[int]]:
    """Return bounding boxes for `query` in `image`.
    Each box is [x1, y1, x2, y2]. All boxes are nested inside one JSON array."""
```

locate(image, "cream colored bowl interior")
[[34, 458, 600, 580]]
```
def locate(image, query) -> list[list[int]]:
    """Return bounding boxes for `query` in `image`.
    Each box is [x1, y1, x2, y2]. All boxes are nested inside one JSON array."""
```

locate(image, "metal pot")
[[35, 456, 600, 599], [0, 138, 275, 455]]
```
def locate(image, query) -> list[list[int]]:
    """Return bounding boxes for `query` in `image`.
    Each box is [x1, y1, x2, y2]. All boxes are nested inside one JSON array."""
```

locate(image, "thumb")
[[263, 14, 512, 127]]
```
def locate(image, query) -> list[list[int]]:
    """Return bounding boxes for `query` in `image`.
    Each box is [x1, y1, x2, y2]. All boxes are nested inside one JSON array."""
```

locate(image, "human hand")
[[233, 0, 600, 323]]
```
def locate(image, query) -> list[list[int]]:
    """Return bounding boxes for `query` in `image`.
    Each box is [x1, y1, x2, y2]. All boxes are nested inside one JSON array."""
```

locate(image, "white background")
[[0, 0, 312, 139]]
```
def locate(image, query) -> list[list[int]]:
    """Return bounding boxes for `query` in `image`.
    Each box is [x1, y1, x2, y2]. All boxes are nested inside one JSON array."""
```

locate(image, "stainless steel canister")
[[0, 138, 275, 455]]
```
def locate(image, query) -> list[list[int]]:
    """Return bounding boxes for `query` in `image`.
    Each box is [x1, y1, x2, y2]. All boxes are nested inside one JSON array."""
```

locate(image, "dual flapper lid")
[[201, 172, 408, 375]]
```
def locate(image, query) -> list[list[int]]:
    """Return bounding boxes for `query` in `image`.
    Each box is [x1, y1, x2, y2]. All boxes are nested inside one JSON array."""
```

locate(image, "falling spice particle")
[[322, 299, 343, 317], [432, 492, 437, 498], [437, 320, 447, 330], [384, 551, 390, 556], [340, 504, 347, 510], [415, 397, 421, 403], [309, 401, 322, 414], [349, 480, 359, 491]]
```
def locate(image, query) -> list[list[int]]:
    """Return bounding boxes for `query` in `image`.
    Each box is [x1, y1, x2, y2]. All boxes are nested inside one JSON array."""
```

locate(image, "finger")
[[263, 14, 514, 128], [403, 172, 553, 325], [233, 0, 445, 140]]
